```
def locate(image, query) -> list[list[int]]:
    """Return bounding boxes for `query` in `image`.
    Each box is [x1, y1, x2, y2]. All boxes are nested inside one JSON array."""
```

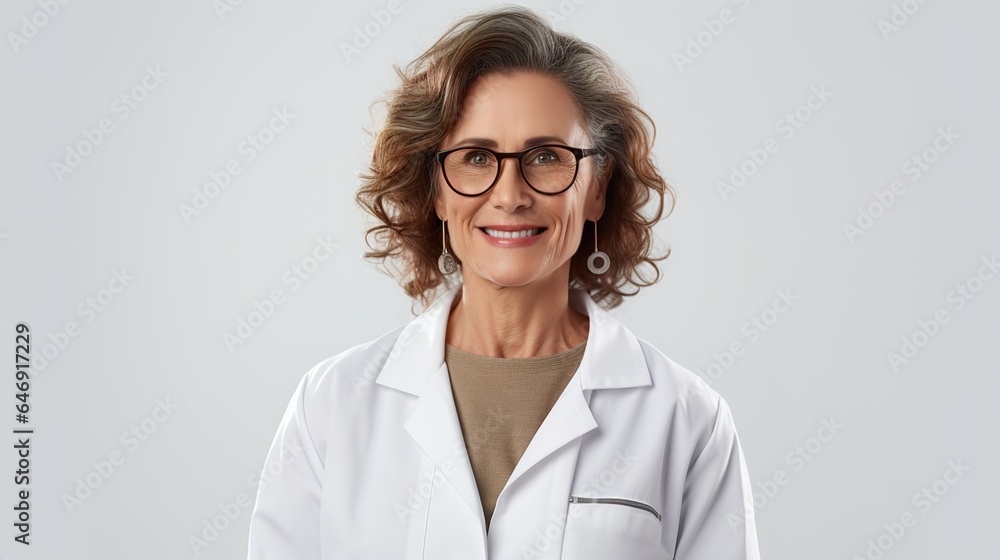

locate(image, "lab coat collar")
[[375, 281, 653, 395], [374, 281, 652, 533]]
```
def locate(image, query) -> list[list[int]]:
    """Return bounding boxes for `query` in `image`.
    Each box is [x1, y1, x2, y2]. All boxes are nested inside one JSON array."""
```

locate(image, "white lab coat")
[[247, 282, 760, 559]]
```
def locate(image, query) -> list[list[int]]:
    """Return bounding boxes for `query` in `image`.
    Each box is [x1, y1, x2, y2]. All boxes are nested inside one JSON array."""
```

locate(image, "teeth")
[[483, 227, 541, 239]]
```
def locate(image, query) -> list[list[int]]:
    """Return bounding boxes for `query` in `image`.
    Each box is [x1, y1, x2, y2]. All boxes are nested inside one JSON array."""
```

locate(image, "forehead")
[[442, 71, 588, 149]]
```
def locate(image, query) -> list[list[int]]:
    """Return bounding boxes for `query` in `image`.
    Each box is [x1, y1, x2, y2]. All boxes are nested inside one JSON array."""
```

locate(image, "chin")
[[471, 267, 542, 288]]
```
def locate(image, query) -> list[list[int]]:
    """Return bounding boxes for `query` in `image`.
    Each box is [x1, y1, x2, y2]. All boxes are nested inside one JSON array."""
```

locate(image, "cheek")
[[436, 185, 470, 220], [441, 201, 482, 253], [547, 207, 585, 250]]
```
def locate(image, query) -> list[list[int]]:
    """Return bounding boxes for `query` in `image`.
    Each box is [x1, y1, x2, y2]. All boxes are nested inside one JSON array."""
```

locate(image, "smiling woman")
[[247, 5, 760, 560], [354, 11, 672, 314]]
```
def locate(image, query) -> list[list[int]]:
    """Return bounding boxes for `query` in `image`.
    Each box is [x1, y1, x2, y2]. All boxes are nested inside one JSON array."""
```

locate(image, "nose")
[[488, 156, 533, 211]]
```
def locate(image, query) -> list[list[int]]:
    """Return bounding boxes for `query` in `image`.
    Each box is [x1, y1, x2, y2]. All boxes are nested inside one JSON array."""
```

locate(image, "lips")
[[480, 227, 546, 239]]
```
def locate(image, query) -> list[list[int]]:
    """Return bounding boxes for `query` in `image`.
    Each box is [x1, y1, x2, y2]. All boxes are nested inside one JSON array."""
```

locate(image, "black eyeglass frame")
[[434, 144, 602, 197]]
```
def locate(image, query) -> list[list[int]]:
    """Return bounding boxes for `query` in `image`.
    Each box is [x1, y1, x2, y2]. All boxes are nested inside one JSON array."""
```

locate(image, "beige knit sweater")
[[444, 340, 587, 532]]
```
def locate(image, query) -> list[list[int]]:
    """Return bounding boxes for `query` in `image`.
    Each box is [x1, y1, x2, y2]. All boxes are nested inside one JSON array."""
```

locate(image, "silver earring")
[[438, 220, 458, 274], [587, 219, 610, 274]]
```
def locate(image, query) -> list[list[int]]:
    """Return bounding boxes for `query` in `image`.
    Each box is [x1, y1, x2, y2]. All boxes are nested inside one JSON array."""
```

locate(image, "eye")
[[527, 149, 559, 165], [464, 150, 492, 166]]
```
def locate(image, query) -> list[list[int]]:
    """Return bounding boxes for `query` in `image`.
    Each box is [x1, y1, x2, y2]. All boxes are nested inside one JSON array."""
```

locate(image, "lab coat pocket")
[[561, 496, 664, 559]]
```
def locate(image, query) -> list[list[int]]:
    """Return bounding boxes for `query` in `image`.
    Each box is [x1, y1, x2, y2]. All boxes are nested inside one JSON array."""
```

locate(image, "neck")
[[445, 267, 589, 358]]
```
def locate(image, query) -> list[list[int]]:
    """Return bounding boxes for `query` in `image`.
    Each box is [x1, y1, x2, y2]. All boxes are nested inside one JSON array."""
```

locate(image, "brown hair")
[[355, 5, 674, 313]]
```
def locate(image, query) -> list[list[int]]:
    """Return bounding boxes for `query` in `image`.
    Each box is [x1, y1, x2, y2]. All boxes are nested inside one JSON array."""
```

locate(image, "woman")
[[247, 6, 759, 559]]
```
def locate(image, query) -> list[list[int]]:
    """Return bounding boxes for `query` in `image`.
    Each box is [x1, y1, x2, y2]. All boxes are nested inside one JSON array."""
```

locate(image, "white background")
[[1, 0, 997, 558]]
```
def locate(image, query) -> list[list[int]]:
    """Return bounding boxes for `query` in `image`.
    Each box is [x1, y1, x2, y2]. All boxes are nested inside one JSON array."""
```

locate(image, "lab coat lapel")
[[404, 362, 487, 528], [375, 283, 486, 528]]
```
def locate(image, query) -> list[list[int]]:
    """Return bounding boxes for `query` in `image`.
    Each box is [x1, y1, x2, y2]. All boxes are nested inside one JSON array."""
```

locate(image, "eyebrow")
[[449, 135, 567, 149]]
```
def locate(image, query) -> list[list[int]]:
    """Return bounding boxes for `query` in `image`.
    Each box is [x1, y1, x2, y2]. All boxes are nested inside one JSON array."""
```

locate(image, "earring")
[[438, 220, 458, 274], [587, 219, 610, 274]]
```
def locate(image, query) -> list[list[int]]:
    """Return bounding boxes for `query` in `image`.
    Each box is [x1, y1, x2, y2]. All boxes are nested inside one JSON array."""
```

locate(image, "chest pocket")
[[561, 496, 664, 559]]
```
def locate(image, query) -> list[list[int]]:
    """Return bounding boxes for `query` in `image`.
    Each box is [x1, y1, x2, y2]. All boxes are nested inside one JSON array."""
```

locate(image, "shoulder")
[[631, 334, 745, 460], [269, 321, 411, 459], [297, 322, 409, 404], [632, 334, 728, 425]]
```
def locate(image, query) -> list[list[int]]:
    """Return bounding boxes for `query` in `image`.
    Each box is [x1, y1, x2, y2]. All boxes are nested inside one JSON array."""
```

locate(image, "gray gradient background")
[[1, 0, 997, 558]]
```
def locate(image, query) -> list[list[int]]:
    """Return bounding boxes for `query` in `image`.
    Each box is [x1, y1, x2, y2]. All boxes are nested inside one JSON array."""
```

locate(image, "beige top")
[[444, 339, 587, 533]]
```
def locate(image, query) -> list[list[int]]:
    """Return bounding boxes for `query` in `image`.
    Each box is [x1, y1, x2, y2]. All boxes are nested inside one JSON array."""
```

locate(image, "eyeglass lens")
[[442, 146, 578, 195]]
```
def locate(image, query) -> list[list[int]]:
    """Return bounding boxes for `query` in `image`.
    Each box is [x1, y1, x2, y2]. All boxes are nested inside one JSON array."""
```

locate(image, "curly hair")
[[355, 5, 674, 313]]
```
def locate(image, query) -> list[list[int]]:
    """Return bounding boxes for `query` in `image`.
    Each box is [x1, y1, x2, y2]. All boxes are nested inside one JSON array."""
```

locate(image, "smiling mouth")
[[479, 227, 547, 238]]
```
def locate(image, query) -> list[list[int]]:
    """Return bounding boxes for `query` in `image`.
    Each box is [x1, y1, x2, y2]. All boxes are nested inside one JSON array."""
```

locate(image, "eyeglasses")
[[435, 144, 601, 197]]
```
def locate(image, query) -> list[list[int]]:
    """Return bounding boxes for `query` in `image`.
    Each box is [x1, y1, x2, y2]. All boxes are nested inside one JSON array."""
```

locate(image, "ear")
[[588, 160, 611, 221], [434, 184, 447, 222]]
